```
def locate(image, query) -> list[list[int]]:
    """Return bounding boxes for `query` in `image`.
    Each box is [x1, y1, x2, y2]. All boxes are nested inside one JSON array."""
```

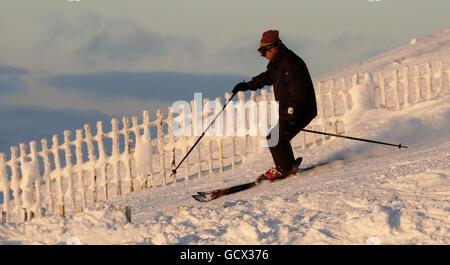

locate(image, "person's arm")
[[248, 71, 272, 91]]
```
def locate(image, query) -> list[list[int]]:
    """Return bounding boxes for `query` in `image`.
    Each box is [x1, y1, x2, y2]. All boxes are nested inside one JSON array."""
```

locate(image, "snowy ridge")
[[317, 28, 450, 81], [0, 28, 450, 244]]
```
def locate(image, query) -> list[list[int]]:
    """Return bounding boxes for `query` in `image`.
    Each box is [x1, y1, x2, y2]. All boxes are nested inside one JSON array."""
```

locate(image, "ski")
[[192, 157, 303, 202]]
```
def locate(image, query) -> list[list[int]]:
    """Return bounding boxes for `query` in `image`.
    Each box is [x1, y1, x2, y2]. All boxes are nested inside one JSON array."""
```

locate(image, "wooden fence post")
[[0, 153, 10, 222], [125, 206, 131, 223], [379, 72, 387, 109], [237, 92, 248, 158], [84, 124, 98, 204], [249, 93, 259, 155], [95, 121, 108, 201], [207, 140, 214, 174], [311, 126, 317, 147], [51, 135, 65, 216], [1, 210, 6, 223], [341, 77, 351, 113], [142, 111, 155, 188], [122, 116, 134, 192], [214, 97, 225, 173], [29, 141, 42, 217], [334, 120, 340, 134], [402, 66, 410, 107], [196, 143, 203, 177], [302, 131, 307, 150], [167, 107, 177, 185], [40, 139, 54, 214], [111, 118, 122, 195], [318, 82, 326, 118], [190, 99, 203, 178], [19, 143, 38, 219], [132, 116, 145, 190], [178, 104, 190, 182], [329, 79, 336, 118], [320, 124, 327, 144], [75, 129, 87, 211], [63, 130, 77, 213], [9, 147, 22, 219], [425, 63, 433, 100], [392, 70, 400, 110], [156, 109, 166, 186], [224, 92, 236, 170], [414, 65, 421, 103]]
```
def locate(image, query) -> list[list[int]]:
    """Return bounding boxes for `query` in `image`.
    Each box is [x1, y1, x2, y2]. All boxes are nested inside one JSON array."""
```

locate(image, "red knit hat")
[[260, 30, 280, 46]]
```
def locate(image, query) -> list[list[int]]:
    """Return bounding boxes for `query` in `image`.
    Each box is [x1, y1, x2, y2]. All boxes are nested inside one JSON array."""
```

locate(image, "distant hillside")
[[0, 106, 112, 155], [44, 71, 248, 102]]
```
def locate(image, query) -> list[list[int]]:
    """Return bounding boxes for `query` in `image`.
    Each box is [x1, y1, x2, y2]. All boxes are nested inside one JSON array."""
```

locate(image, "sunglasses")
[[257, 42, 279, 57]]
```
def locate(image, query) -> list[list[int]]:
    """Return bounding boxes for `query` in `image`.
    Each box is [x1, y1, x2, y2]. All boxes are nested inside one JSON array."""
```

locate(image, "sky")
[[0, 0, 449, 118]]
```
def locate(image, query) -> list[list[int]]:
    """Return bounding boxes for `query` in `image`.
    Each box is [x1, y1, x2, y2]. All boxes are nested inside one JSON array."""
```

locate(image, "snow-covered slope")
[[1, 29, 449, 245], [318, 28, 450, 80]]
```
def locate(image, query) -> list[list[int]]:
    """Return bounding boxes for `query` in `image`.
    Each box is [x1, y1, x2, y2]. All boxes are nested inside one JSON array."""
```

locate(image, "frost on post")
[[133, 113, 154, 189], [19, 142, 40, 212]]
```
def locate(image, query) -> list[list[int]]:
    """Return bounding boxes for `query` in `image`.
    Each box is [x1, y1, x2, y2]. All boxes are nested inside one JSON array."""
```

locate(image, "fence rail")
[[0, 60, 449, 222]]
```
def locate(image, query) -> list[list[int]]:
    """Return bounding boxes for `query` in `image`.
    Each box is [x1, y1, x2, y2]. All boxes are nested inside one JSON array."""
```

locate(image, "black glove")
[[232, 81, 250, 94], [284, 107, 297, 133]]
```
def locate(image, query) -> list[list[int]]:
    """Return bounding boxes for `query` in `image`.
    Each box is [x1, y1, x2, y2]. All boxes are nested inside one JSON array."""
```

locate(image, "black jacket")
[[249, 44, 317, 133]]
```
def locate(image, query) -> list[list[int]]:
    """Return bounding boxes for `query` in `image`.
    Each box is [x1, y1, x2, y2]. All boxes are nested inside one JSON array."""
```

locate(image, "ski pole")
[[301, 128, 408, 149], [170, 92, 237, 178]]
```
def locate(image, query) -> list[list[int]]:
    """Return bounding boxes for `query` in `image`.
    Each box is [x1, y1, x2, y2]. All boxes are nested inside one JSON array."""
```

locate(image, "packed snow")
[[0, 29, 449, 245]]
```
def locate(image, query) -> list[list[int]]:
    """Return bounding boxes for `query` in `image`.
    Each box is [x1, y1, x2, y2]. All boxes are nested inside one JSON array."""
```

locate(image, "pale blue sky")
[[1, 0, 449, 75], [0, 0, 449, 117]]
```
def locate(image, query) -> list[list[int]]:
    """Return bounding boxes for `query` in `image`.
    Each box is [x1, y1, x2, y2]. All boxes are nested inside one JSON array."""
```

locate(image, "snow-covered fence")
[[293, 60, 449, 148], [299, 73, 366, 148], [0, 90, 274, 222], [0, 60, 448, 222], [377, 60, 449, 110]]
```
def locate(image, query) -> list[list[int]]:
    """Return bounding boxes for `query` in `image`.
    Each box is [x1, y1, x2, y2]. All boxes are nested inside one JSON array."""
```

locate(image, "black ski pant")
[[266, 119, 310, 173]]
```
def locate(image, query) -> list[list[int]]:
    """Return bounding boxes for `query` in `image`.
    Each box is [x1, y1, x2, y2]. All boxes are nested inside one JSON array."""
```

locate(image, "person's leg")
[[268, 117, 310, 173], [286, 140, 295, 162], [269, 140, 294, 173]]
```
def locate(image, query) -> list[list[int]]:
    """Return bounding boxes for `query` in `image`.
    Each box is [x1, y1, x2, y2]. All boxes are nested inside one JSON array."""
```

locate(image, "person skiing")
[[232, 30, 317, 180]]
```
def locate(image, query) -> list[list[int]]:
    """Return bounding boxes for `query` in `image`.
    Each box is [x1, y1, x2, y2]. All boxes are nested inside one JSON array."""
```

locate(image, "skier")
[[232, 30, 317, 180]]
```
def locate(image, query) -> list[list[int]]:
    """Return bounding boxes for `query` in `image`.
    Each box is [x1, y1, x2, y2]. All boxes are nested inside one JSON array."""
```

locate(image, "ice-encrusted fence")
[[377, 61, 450, 110], [0, 60, 449, 222], [305, 60, 450, 142]]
